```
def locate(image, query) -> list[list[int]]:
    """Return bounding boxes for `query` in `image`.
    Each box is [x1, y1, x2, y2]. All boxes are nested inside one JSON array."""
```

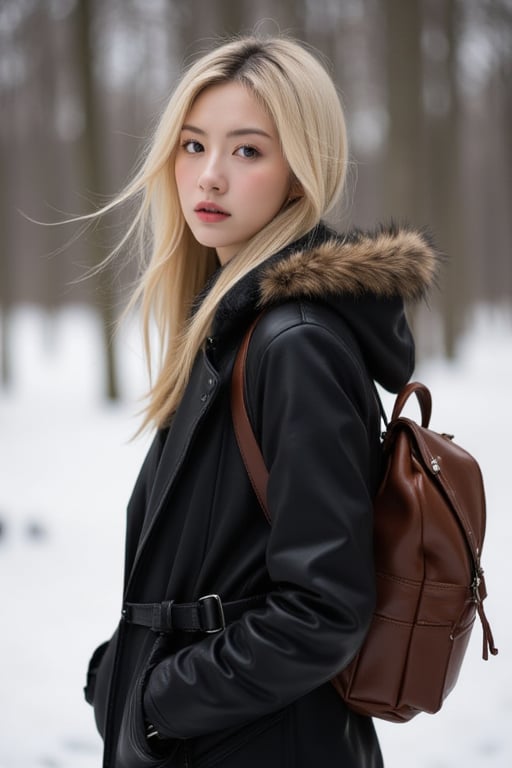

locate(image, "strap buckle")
[[198, 594, 226, 633]]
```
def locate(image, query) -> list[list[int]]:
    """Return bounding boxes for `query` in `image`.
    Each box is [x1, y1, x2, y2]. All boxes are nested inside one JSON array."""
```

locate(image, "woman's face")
[[174, 81, 292, 265]]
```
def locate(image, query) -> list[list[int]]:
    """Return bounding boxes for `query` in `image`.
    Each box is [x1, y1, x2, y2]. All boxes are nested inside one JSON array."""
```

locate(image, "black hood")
[[211, 222, 440, 392]]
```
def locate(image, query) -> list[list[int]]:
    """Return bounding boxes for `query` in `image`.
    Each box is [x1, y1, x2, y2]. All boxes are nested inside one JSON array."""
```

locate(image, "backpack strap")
[[231, 310, 382, 519], [231, 319, 498, 662], [389, 380, 432, 427], [231, 314, 270, 520]]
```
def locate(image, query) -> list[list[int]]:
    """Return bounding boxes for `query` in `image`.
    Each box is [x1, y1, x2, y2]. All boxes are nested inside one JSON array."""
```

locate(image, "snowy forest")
[[0, 2, 511, 768], [1, 0, 511, 399]]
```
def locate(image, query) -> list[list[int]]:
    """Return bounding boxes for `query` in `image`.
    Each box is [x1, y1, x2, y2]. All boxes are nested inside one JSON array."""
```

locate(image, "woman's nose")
[[198, 158, 227, 193]]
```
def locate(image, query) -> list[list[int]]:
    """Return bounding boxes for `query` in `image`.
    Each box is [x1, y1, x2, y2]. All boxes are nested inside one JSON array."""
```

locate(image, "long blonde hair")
[[102, 36, 348, 428]]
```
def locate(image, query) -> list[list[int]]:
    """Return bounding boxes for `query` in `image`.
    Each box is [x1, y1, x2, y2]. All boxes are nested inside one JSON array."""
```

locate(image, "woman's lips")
[[194, 202, 231, 223]]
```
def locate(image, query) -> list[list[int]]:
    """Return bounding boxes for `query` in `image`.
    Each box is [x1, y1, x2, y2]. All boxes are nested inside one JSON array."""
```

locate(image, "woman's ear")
[[287, 176, 304, 204]]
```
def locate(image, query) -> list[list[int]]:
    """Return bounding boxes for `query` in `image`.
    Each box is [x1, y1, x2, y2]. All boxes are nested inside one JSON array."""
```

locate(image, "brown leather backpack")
[[231, 317, 497, 723]]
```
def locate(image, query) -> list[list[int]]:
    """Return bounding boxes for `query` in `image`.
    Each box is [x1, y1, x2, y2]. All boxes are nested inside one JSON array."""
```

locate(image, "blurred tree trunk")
[[382, 0, 424, 225], [175, 1, 232, 58], [425, 0, 464, 358], [305, 0, 341, 67], [487, 0, 512, 299], [217, 0, 245, 35], [500, 17, 512, 295], [0, 11, 18, 387], [74, 0, 119, 400], [0, 142, 10, 387], [28, 3, 62, 351]]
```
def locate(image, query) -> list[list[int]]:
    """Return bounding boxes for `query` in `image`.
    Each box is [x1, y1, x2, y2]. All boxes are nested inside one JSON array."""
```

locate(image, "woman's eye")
[[235, 145, 260, 159], [182, 140, 204, 154]]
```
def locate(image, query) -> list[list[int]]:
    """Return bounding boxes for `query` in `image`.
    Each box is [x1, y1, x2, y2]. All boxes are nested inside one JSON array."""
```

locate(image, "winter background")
[[1, 0, 510, 765], [0, 303, 509, 768]]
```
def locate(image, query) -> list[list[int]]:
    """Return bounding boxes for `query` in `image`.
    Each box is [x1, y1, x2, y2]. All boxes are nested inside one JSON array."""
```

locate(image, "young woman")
[[84, 36, 438, 768]]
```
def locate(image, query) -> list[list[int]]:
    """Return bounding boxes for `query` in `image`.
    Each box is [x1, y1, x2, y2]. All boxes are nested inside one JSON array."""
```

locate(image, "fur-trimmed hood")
[[258, 225, 438, 306], [212, 222, 440, 391]]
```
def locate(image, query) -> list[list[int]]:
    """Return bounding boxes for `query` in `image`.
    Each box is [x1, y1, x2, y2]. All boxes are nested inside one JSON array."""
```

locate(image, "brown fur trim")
[[258, 228, 440, 305]]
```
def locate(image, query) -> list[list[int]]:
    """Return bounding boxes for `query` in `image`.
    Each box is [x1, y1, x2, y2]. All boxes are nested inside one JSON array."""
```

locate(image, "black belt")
[[122, 593, 265, 634]]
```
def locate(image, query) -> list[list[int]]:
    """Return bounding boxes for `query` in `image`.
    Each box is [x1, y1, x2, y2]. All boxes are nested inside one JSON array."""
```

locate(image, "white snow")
[[0, 304, 510, 768]]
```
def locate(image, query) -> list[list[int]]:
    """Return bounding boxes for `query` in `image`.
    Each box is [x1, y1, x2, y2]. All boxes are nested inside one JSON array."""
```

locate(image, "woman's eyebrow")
[[181, 124, 272, 139]]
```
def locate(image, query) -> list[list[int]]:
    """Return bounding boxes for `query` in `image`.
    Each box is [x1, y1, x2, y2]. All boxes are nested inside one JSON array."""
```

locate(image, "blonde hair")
[[103, 36, 348, 428]]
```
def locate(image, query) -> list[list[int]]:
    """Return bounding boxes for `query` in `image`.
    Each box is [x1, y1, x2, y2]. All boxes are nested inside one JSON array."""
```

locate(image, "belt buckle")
[[198, 594, 226, 633]]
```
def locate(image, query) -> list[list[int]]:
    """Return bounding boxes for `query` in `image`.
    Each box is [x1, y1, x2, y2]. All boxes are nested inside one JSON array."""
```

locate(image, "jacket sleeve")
[[143, 320, 377, 738]]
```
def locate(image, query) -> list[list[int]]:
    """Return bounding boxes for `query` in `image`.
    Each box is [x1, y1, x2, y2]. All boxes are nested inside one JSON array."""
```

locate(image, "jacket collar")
[[211, 222, 440, 337]]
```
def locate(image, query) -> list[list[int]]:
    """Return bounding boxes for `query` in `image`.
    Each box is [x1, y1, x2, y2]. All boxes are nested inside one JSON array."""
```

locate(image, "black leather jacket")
[[85, 223, 438, 768]]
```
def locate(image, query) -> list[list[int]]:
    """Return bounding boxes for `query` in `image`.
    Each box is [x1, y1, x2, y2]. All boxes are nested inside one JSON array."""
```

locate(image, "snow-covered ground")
[[0, 304, 510, 768]]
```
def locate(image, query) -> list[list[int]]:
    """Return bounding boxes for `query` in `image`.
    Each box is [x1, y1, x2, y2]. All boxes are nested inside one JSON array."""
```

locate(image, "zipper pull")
[[430, 457, 441, 474]]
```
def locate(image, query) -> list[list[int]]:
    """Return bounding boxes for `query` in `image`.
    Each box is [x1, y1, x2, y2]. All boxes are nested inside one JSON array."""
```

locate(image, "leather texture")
[[232, 337, 498, 723], [338, 383, 498, 719], [84, 222, 440, 767], [123, 595, 266, 633]]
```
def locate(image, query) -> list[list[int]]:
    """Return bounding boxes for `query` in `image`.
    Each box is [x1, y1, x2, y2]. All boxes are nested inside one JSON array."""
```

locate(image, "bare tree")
[[73, 0, 119, 400], [423, 0, 465, 358], [485, 0, 512, 300], [381, 0, 424, 225], [0, 139, 10, 386]]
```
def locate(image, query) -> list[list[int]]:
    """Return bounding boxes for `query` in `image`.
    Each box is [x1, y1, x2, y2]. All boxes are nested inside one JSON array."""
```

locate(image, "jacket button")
[[207, 377, 214, 388], [200, 393, 209, 403], [206, 336, 215, 347]]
